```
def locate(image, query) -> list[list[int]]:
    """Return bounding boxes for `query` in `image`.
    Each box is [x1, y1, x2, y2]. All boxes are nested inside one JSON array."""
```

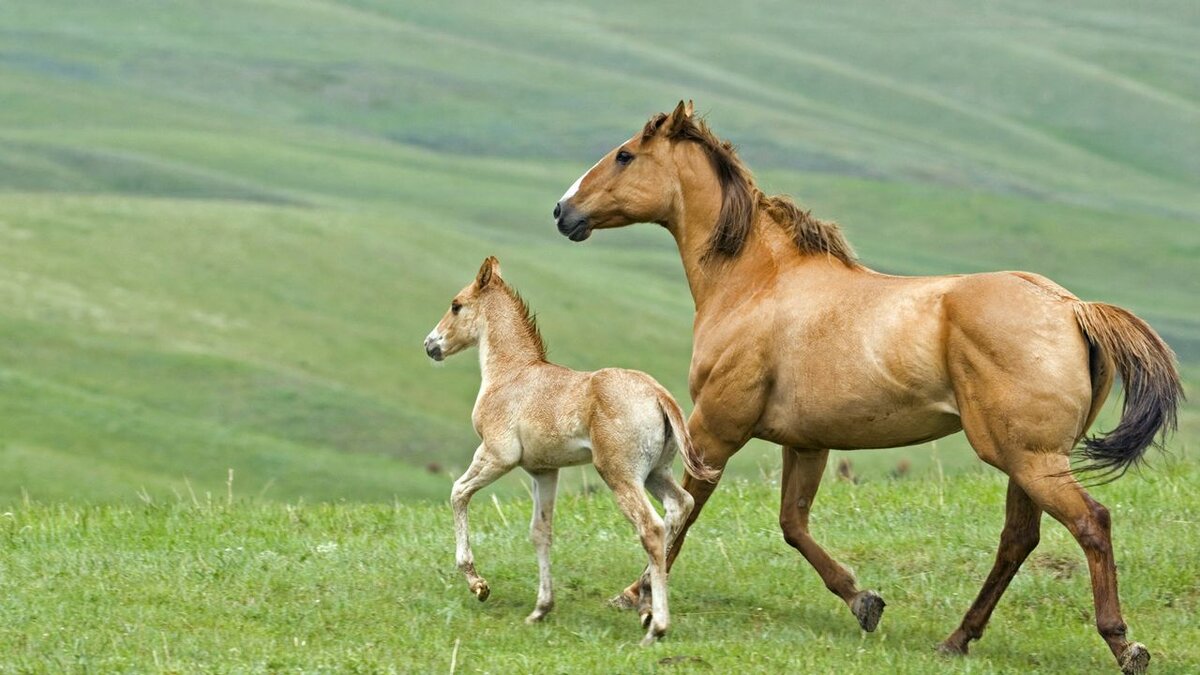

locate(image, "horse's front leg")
[[525, 469, 559, 623], [780, 446, 885, 631], [451, 443, 512, 602]]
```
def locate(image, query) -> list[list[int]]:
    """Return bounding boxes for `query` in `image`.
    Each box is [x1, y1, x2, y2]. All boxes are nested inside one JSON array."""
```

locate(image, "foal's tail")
[[1073, 302, 1184, 479], [657, 392, 720, 483]]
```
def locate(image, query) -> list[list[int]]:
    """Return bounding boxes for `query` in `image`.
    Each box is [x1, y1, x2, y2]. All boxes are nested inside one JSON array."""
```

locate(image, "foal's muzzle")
[[554, 201, 591, 242], [424, 335, 444, 362]]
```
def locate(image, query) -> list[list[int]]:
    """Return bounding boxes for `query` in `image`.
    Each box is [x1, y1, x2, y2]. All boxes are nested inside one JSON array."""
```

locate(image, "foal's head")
[[553, 100, 756, 256], [424, 256, 503, 362]]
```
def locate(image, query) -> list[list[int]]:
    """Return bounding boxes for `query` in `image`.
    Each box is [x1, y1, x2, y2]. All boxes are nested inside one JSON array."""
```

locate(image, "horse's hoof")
[[851, 590, 886, 632], [470, 579, 490, 602], [936, 640, 968, 657], [525, 608, 550, 624], [1120, 642, 1150, 675], [608, 590, 638, 610]]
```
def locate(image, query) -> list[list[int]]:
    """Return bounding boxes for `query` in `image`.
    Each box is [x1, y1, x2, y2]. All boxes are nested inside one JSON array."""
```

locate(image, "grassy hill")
[[0, 0, 1197, 505], [1, 461, 1197, 672]]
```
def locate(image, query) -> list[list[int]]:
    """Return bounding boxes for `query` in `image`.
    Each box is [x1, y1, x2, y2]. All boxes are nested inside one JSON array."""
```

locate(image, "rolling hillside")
[[0, 0, 1197, 504]]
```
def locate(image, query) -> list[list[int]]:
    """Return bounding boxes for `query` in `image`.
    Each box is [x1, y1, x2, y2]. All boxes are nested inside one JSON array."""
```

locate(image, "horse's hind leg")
[[780, 446, 885, 631], [939, 478, 1041, 655], [525, 469, 559, 624], [1012, 453, 1148, 674]]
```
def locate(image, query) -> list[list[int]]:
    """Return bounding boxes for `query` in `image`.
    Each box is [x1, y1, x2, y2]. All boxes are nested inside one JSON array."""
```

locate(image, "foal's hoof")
[[470, 579, 491, 602], [1120, 643, 1150, 675], [640, 610, 653, 630], [851, 590, 886, 632], [608, 589, 638, 610], [525, 605, 552, 624], [639, 629, 665, 647]]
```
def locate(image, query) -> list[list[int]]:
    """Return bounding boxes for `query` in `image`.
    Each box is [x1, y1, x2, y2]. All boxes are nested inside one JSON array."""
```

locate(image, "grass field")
[[0, 4, 1198, 669], [1, 459, 1196, 672]]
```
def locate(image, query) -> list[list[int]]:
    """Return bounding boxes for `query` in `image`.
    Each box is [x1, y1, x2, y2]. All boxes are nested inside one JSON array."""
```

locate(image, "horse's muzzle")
[[554, 201, 591, 242]]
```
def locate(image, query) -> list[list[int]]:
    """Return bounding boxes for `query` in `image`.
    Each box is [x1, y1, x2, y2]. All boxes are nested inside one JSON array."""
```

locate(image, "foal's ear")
[[476, 256, 501, 288], [662, 99, 693, 136]]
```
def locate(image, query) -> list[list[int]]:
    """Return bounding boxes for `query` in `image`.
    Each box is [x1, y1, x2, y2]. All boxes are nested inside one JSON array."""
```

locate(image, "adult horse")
[[552, 101, 1180, 674]]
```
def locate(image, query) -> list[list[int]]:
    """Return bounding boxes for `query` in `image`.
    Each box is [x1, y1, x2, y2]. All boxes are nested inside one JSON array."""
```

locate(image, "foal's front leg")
[[451, 443, 513, 601], [525, 469, 559, 623]]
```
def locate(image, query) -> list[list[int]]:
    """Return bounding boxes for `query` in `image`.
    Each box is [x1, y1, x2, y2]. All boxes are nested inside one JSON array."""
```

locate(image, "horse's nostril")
[[553, 202, 562, 219]]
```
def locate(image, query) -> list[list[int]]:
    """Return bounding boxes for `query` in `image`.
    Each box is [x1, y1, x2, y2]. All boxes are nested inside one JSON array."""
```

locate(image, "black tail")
[[1074, 302, 1184, 479]]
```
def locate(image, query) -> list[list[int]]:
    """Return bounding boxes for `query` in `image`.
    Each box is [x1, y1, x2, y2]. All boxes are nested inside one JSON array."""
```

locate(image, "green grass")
[[1, 461, 1197, 672], [0, 0, 1197, 505]]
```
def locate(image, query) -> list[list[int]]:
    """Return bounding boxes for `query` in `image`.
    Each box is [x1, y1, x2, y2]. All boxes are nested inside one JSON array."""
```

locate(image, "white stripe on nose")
[[559, 159, 602, 202]]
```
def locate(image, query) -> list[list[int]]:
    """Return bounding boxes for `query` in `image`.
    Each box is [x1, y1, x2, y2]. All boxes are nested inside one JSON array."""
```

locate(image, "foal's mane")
[[496, 280, 547, 360], [642, 113, 857, 266]]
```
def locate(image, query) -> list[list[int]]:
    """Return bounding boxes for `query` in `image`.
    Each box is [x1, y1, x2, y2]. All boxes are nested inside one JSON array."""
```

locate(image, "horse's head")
[[424, 256, 502, 361], [554, 100, 701, 242]]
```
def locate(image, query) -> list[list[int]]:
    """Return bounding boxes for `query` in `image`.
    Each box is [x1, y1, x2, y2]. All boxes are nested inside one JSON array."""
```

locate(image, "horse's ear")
[[684, 99, 695, 117], [662, 100, 691, 136], [476, 256, 501, 288]]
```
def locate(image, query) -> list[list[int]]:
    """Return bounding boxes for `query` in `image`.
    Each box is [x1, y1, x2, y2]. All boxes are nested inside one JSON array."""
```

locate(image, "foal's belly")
[[518, 433, 594, 472]]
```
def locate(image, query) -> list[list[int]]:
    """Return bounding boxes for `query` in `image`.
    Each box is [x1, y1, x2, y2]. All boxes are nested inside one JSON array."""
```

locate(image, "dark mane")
[[643, 113, 857, 266], [499, 281, 547, 360]]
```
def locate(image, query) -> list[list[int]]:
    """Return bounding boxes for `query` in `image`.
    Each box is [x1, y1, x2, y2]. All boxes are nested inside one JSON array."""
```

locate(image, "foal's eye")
[[451, 302, 462, 315], [615, 150, 634, 166]]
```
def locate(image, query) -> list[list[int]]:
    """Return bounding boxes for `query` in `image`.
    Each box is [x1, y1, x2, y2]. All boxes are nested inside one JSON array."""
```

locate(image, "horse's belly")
[[758, 397, 961, 450]]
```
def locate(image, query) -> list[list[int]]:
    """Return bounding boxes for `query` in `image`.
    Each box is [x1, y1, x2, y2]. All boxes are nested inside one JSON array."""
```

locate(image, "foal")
[[423, 256, 716, 645]]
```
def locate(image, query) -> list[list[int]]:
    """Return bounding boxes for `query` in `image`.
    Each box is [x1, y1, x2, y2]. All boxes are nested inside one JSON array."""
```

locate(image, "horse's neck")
[[675, 210, 799, 311]]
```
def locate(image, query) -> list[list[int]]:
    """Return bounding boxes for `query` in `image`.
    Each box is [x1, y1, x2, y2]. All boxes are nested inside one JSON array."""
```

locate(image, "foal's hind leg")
[[525, 469, 559, 624], [939, 478, 1041, 655], [597, 464, 671, 645], [1012, 453, 1148, 674], [780, 446, 885, 631], [647, 467, 695, 555], [637, 467, 695, 625], [613, 408, 743, 609]]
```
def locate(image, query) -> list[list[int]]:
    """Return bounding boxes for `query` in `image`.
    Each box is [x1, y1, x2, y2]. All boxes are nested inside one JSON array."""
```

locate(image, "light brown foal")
[[552, 101, 1182, 674], [424, 256, 717, 645]]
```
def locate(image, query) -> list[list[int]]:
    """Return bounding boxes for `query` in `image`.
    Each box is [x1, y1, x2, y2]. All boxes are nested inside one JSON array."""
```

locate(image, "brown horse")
[[552, 101, 1181, 674]]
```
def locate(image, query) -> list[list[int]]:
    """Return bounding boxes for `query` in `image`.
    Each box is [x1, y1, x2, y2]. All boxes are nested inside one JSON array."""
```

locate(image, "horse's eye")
[[615, 150, 634, 166], [451, 302, 462, 315]]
